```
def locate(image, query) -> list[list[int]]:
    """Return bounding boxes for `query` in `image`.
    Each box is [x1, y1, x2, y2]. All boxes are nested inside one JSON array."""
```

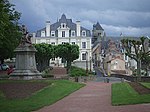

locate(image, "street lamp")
[[86, 51, 88, 74], [90, 56, 92, 72]]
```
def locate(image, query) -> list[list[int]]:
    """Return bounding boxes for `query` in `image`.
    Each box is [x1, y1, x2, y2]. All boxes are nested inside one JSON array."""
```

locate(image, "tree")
[[55, 43, 79, 73], [34, 43, 54, 72], [142, 55, 150, 76], [0, 0, 21, 64], [141, 41, 150, 76], [121, 37, 150, 81]]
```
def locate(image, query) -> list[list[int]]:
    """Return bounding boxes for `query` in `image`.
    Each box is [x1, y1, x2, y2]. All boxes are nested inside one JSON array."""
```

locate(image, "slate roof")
[[36, 14, 91, 37], [92, 40, 100, 49], [93, 22, 104, 30], [101, 39, 108, 49], [36, 28, 45, 37]]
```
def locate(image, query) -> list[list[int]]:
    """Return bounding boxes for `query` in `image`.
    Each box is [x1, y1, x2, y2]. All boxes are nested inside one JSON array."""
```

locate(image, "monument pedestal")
[[9, 43, 42, 80]]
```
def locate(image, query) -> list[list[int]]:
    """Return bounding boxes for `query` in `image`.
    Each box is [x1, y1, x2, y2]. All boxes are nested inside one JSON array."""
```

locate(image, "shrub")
[[42, 68, 54, 78], [69, 66, 87, 77], [132, 69, 146, 76]]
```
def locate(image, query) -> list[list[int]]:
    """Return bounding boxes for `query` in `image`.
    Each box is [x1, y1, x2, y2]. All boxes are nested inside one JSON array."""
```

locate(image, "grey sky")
[[10, 0, 150, 37]]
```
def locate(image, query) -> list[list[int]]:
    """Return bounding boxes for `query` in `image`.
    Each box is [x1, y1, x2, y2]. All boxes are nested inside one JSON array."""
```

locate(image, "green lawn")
[[0, 80, 84, 112], [112, 82, 150, 106], [141, 82, 150, 89]]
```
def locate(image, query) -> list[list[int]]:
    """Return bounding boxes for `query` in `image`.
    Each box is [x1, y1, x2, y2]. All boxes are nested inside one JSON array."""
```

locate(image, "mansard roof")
[[36, 14, 91, 37], [59, 13, 67, 23], [36, 28, 45, 37]]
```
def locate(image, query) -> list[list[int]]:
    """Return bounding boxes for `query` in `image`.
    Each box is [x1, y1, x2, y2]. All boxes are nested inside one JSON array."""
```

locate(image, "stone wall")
[[111, 74, 150, 82]]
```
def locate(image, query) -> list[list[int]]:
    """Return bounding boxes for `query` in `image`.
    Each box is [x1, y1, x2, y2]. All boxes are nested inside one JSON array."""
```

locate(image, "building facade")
[[92, 22, 106, 68], [32, 14, 92, 70], [103, 39, 126, 75]]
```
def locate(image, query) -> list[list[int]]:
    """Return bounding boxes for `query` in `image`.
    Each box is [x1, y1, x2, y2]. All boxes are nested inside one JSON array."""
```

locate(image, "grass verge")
[[141, 82, 150, 89], [112, 82, 150, 106], [0, 80, 85, 112]]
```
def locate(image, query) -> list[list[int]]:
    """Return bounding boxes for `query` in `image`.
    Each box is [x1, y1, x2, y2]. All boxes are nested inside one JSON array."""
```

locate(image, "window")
[[98, 33, 101, 36], [62, 42, 67, 44], [61, 23, 66, 28], [51, 31, 55, 37], [62, 31, 65, 37], [82, 31, 86, 37], [72, 42, 75, 45], [82, 42, 86, 48], [82, 53, 86, 60], [51, 42, 55, 45], [125, 55, 128, 60], [41, 31, 45, 37], [71, 31, 75, 37]]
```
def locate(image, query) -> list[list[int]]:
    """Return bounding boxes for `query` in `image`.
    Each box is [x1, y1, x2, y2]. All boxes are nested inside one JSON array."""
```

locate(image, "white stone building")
[[32, 14, 92, 70]]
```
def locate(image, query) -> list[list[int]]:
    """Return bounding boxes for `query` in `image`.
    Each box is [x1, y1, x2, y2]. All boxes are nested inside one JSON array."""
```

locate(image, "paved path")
[[95, 68, 103, 77], [36, 82, 150, 112]]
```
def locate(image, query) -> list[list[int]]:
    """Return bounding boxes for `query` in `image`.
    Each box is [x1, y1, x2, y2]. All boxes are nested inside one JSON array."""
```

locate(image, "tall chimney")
[[46, 21, 50, 37], [76, 21, 81, 37], [32, 32, 36, 37]]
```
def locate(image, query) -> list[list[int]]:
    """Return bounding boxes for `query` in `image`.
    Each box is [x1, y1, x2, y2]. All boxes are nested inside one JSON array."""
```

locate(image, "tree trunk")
[[36, 58, 50, 72], [137, 60, 141, 82], [37, 60, 42, 72], [146, 65, 149, 76], [146, 68, 148, 76], [66, 60, 71, 74], [44, 59, 50, 69], [0, 59, 4, 64]]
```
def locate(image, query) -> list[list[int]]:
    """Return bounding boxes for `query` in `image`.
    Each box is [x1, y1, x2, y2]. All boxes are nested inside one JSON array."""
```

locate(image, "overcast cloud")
[[9, 0, 150, 37]]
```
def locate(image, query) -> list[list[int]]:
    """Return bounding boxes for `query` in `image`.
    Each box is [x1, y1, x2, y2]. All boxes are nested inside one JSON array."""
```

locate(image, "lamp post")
[[90, 56, 92, 72], [86, 51, 88, 74]]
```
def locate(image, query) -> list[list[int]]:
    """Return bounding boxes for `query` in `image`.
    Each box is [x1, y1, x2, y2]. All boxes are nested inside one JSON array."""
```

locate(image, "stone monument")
[[9, 25, 42, 80]]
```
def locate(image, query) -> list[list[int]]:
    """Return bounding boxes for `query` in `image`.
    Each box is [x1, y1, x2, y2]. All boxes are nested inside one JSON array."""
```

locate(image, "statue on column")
[[10, 25, 42, 80], [20, 25, 32, 45]]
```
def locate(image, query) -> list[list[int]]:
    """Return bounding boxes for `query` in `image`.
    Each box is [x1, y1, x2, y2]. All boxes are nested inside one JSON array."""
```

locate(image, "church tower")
[[92, 22, 105, 44]]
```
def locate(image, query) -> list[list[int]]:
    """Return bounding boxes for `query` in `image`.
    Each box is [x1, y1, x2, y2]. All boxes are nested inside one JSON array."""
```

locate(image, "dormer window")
[[51, 31, 55, 37], [41, 31, 45, 37], [82, 30, 86, 37], [61, 23, 66, 29], [71, 31, 75, 37]]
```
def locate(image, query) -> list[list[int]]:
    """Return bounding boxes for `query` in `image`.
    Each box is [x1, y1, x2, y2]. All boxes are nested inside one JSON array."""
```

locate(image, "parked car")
[[0, 64, 9, 71]]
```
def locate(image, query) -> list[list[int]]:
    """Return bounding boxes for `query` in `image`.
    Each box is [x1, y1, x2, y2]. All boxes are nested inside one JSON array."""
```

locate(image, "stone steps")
[[51, 67, 67, 78]]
